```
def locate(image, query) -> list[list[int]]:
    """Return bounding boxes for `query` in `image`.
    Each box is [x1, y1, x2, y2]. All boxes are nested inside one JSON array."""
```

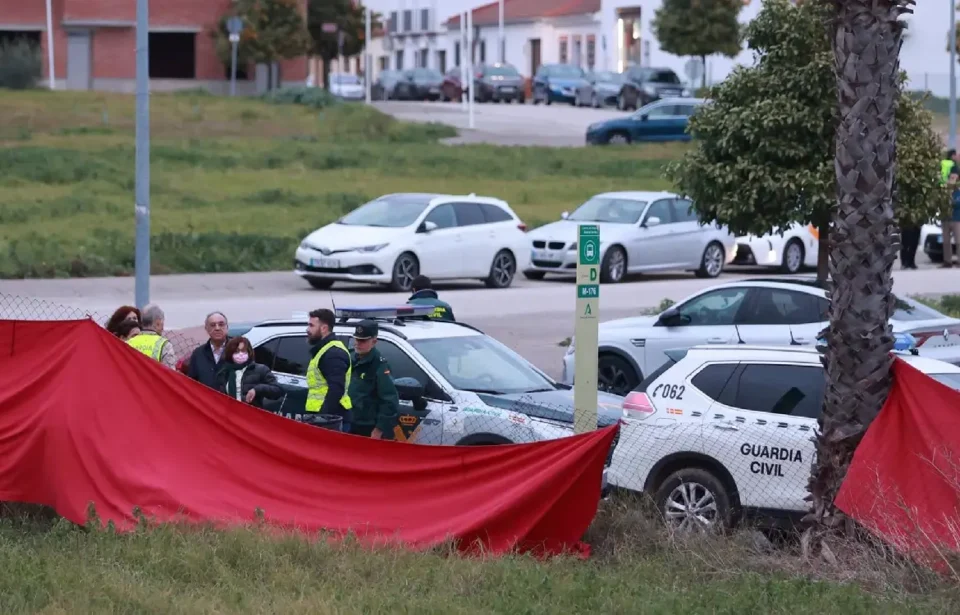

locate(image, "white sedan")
[[523, 191, 737, 283], [732, 224, 820, 274], [294, 193, 530, 292]]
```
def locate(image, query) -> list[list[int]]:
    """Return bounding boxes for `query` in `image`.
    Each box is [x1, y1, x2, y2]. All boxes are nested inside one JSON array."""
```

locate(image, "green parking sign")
[[578, 224, 600, 266]]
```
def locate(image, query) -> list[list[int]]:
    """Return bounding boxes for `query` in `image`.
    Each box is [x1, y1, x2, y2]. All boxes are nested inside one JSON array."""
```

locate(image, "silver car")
[[524, 191, 737, 283], [576, 71, 623, 108]]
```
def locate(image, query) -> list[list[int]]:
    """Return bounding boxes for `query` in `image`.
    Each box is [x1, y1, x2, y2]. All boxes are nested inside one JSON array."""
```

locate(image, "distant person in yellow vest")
[[940, 150, 960, 268], [305, 308, 352, 432], [127, 304, 177, 369]]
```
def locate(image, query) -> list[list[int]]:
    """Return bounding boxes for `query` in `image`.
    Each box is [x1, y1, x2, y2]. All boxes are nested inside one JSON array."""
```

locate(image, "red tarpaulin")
[[837, 358, 960, 564], [0, 320, 616, 555]]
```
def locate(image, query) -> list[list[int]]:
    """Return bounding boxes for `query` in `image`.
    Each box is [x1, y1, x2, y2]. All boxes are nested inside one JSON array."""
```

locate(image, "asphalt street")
[[3, 267, 956, 379]]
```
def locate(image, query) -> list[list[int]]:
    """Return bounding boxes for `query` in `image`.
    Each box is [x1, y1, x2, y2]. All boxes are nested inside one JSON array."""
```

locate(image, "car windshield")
[[412, 68, 442, 80], [893, 296, 949, 322], [568, 197, 648, 224], [411, 335, 555, 395], [648, 69, 680, 84], [338, 196, 431, 227], [929, 373, 960, 392], [485, 64, 519, 76], [548, 65, 584, 78], [594, 71, 622, 83], [331, 74, 360, 85]]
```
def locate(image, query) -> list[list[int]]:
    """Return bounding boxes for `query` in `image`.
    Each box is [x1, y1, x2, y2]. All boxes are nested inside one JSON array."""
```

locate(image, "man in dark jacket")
[[347, 320, 400, 439], [305, 308, 352, 431], [407, 275, 455, 322], [187, 311, 230, 389]]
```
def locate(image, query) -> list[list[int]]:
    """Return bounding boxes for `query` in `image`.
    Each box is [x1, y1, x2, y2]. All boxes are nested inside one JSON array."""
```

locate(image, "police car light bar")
[[816, 333, 918, 354], [334, 305, 436, 320]]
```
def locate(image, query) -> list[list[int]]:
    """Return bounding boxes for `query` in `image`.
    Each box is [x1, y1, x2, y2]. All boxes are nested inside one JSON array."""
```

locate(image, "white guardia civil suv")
[[294, 193, 530, 292]]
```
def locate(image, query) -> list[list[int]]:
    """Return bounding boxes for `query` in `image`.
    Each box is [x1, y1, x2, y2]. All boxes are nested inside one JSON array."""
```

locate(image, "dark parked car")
[[371, 70, 403, 100], [586, 98, 704, 145], [441, 67, 468, 101], [532, 64, 589, 105], [473, 63, 525, 103], [575, 70, 623, 108], [617, 66, 690, 111], [924, 226, 957, 263], [393, 68, 445, 101]]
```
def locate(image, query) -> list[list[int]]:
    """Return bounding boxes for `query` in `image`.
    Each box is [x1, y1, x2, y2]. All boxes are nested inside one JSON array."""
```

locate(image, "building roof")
[[445, 0, 601, 29]]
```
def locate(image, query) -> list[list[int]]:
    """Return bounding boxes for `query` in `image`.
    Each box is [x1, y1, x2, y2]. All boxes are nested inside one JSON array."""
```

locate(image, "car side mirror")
[[418, 220, 438, 233], [394, 377, 425, 401], [643, 216, 661, 228], [639, 114, 648, 122], [560, 211, 569, 220], [657, 306, 683, 326]]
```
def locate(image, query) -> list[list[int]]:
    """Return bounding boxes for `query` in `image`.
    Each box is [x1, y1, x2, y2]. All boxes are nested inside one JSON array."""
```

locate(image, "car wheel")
[[546, 96, 552, 105], [929, 251, 944, 263], [533, 90, 541, 105], [654, 468, 733, 532], [597, 354, 639, 396], [522, 270, 546, 280], [617, 92, 626, 110], [696, 242, 725, 278], [389, 252, 419, 292], [307, 278, 334, 290], [485, 250, 516, 289], [518, 95, 526, 104], [607, 131, 631, 145], [591, 93, 600, 108], [600, 246, 627, 283], [780, 239, 804, 274]]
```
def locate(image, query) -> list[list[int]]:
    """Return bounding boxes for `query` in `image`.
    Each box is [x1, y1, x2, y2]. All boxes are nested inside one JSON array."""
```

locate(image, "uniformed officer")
[[347, 319, 400, 440], [126, 304, 177, 369], [407, 275, 455, 322], [305, 308, 352, 432]]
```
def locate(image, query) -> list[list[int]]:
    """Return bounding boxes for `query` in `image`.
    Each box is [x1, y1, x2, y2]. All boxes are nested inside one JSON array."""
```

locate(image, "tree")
[[211, 0, 312, 89], [810, 0, 917, 537], [665, 0, 940, 286], [651, 0, 743, 89], [308, 0, 376, 90]]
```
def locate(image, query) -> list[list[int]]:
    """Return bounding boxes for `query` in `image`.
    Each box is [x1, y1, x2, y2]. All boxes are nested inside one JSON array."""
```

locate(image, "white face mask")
[[233, 352, 249, 364]]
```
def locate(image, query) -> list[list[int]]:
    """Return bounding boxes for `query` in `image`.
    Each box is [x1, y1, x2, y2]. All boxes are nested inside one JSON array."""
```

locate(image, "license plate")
[[500, 86, 515, 92], [310, 258, 340, 268], [532, 250, 557, 261], [429, 87, 440, 93]]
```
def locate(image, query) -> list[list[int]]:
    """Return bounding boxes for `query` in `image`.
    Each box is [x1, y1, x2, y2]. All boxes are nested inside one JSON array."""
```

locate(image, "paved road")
[[372, 100, 624, 147], [2, 267, 955, 379]]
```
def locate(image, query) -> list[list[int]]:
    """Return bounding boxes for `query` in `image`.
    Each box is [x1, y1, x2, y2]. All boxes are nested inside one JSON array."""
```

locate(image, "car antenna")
[[330, 292, 345, 323], [789, 327, 802, 346], [734, 324, 746, 345]]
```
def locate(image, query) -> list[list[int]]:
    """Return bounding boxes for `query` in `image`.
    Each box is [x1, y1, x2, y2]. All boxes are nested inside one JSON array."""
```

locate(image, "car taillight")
[[622, 392, 655, 420]]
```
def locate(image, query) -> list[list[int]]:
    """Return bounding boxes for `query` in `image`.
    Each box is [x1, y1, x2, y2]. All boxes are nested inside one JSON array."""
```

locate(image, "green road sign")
[[577, 284, 599, 299], [578, 225, 600, 266]]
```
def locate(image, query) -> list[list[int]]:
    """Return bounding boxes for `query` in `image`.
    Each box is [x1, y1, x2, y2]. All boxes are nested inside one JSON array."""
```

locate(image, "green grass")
[[0, 90, 686, 278], [1, 500, 955, 614]]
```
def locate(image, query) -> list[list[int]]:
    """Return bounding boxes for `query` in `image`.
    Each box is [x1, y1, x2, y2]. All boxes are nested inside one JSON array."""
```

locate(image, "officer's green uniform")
[[408, 290, 455, 322], [347, 320, 400, 439], [127, 331, 170, 361]]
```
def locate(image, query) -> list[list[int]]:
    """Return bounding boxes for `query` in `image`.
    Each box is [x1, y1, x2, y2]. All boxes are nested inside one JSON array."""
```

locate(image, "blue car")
[[532, 64, 589, 105], [586, 98, 705, 145]]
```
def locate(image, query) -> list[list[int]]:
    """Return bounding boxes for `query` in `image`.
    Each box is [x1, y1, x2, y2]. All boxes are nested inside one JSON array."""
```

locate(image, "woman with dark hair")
[[216, 336, 282, 409], [115, 319, 142, 341], [106, 306, 141, 337]]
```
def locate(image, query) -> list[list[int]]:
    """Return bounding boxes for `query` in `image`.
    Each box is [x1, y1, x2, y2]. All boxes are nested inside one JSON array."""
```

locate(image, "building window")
[[420, 8, 430, 31], [395, 50, 403, 70], [479, 39, 486, 63], [378, 56, 388, 71], [559, 37, 568, 64], [403, 10, 412, 32], [388, 12, 397, 34], [454, 41, 460, 67], [149, 33, 196, 79], [418, 48, 428, 68], [587, 36, 596, 70], [437, 50, 447, 73], [572, 36, 582, 67]]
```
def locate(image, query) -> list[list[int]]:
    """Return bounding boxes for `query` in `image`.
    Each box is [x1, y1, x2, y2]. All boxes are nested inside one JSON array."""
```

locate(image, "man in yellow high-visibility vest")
[[305, 308, 352, 432], [940, 150, 960, 268], [127, 304, 177, 369]]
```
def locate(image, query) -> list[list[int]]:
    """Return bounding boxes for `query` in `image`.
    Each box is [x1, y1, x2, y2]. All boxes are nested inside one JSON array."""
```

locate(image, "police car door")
[[701, 360, 822, 513], [366, 337, 448, 444]]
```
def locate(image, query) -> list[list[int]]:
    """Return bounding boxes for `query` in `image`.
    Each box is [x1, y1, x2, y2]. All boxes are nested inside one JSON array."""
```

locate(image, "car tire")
[[600, 246, 627, 283], [597, 353, 639, 396], [654, 468, 733, 532], [695, 242, 725, 279], [307, 278, 334, 290], [780, 239, 804, 274], [929, 252, 944, 263], [518, 95, 526, 104], [533, 91, 541, 105], [546, 97, 552, 106], [389, 252, 419, 292], [607, 131, 631, 145], [485, 250, 516, 289], [522, 270, 546, 280]]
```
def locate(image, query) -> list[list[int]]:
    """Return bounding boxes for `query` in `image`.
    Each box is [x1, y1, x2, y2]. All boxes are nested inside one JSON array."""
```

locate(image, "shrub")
[[0, 39, 41, 90], [260, 86, 340, 109]]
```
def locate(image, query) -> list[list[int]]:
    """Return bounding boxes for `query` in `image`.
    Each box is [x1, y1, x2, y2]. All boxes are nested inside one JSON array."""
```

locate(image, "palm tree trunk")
[[807, 0, 913, 532]]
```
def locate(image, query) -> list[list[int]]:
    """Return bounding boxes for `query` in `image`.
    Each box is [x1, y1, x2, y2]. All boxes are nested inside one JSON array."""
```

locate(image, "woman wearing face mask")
[[216, 336, 282, 409]]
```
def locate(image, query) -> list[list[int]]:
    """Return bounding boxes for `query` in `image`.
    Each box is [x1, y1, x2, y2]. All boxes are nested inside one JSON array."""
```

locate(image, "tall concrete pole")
[[365, 8, 372, 104], [45, 0, 55, 89], [951, 0, 957, 149], [135, 0, 151, 307], [498, 0, 504, 63]]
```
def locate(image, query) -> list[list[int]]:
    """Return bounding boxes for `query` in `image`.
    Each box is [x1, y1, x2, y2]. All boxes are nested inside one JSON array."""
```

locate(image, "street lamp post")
[[45, 0, 55, 89], [951, 0, 957, 149], [135, 0, 151, 308], [227, 16, 243, 97]]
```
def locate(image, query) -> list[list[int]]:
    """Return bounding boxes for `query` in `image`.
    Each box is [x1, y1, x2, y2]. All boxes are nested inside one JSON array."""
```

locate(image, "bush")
[[260, 86, 340, 109], [0, 39, 41, 90]]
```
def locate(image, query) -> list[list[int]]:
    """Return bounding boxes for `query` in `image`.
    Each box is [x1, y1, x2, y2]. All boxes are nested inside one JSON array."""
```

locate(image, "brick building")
[[0, 0, 309, 93]]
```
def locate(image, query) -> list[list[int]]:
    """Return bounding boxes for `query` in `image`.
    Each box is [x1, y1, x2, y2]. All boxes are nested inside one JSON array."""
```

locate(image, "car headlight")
[[682, 88, 692, 97], [355, 244, 389, 253], [642, 84, 657, 96]]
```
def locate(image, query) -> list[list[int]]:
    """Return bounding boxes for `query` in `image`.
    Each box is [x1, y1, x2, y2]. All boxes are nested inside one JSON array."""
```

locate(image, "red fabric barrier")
[[837, 358, 960, 564], [0, 320, 616, 555]]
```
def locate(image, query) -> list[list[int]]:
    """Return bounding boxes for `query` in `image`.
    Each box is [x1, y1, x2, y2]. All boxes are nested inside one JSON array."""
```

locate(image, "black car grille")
[[532, 240, 546, 248], [532, 260, 563, 268], [548, 241, 565, 250]]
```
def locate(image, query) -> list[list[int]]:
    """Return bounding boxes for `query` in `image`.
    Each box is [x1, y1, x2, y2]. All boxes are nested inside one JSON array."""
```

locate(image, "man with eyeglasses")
[[186, 311, 231, 389]]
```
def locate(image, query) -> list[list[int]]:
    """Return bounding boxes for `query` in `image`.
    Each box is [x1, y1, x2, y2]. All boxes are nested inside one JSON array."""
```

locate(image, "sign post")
[[226, 16, 243, 97], [573, 224, 600, 434]]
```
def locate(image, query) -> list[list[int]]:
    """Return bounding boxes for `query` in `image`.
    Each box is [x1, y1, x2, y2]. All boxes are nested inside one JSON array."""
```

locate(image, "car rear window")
[[480, 203, 513, 223], [691, 363, 738, 401]]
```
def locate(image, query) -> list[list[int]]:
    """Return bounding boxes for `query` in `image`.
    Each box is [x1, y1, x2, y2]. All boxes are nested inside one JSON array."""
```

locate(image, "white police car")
[[232, 305, 622, 464], [609, 334, 960, 531]]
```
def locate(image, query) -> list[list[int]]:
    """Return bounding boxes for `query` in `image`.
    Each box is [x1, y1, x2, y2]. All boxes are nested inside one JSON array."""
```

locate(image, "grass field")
[[0, 90, 686, 279], [1, 499, 956, 614]]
